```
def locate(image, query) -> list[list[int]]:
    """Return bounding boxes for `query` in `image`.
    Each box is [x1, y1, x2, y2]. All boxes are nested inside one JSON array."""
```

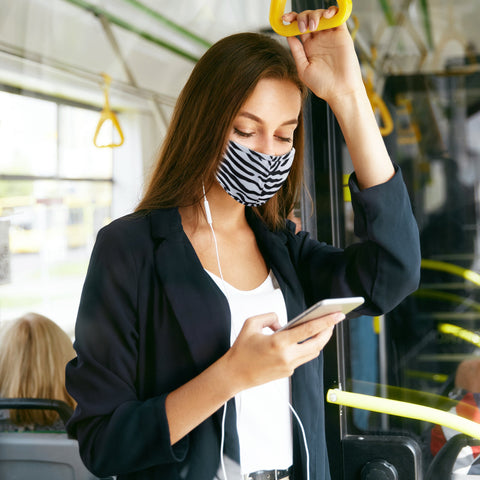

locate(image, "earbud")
[[204, 197, 213, 225], [202, 182, 213, 225]]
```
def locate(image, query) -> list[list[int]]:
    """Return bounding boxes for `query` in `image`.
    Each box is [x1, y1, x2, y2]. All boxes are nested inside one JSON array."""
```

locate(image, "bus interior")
[[1, 0, 480, 478]]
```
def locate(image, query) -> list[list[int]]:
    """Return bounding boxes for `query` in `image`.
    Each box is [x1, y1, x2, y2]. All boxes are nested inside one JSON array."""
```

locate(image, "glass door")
[[295, 1, 480, 478]]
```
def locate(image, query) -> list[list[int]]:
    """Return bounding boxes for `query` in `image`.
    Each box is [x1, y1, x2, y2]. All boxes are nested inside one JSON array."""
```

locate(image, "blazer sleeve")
[[65, 222, 188, 477], [288, 166, 421, 315]]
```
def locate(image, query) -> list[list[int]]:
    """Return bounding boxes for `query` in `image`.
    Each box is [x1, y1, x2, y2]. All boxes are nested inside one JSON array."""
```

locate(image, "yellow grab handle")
[[269, 0, 353, 37], [93, 111, 125, 149], [350, 14, 360, 41], [371, 91, 393, 137], [327, 388, 480, 439], [93, 73, 125, 148], [364, 75, 393, 137]]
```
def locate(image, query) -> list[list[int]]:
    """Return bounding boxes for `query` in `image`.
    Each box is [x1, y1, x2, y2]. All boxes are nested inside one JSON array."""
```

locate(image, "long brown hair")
[[136, 32, 308, 230], [0, 313, 76, 426]]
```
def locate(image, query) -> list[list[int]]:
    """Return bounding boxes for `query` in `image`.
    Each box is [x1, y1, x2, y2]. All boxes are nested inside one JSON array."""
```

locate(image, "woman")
[[66, 7, 420, 480], [0, 312, 76, 431]]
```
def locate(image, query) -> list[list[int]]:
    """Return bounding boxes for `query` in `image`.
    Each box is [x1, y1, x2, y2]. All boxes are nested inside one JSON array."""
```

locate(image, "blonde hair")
[[0, 313, 76, 426]]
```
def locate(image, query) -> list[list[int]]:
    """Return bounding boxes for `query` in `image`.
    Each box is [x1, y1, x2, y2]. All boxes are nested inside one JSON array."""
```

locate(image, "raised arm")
[[285, 7, 395, 189]]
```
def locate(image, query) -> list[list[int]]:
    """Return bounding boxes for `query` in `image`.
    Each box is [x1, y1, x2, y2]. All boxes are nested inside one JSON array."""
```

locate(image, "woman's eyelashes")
[[233, 127, 253, 138], [276, 135, 293, 143], [233, 127, 293, 143]]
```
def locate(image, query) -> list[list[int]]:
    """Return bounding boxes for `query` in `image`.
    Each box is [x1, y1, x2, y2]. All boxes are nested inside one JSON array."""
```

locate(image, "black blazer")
[[66, 168, 420, 480]]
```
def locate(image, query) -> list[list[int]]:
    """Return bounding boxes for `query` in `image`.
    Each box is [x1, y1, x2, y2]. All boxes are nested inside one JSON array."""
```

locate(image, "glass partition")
[[341, 58, 480, 476]]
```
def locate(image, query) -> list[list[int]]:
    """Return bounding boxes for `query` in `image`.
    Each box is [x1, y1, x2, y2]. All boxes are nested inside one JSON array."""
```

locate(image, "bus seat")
[[0, 398, 113, 480], [425, 433, 480, 480], [0, 431, 107, 480]]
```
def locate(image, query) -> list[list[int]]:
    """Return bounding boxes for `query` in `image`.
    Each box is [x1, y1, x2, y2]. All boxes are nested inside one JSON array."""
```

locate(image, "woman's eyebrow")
[[239, 111, 298, 126]]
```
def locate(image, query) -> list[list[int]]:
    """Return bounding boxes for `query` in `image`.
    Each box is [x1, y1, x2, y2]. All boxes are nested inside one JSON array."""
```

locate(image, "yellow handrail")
[[417, 259, 480, 306], [327, 388, 480, 439], [349, 380, 459, 411], [421, 259, 480, 287], [93, 73, 125, 148], [405, 369, 449, 384], [269, 0, 353, 37], [438, 323, 480, 348], [414, 288, 480, 311]]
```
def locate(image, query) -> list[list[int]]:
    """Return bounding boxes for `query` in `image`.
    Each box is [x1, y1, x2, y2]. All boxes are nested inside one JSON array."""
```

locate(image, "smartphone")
[[277, 296, 365, 332]]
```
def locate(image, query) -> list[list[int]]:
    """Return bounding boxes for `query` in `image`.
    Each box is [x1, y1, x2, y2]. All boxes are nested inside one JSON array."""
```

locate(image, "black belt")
[[244, 466, 293, 480]]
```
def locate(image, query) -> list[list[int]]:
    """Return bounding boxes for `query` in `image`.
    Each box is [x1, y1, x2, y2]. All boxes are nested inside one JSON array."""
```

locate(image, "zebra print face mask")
[[216, 140, 295, 207]]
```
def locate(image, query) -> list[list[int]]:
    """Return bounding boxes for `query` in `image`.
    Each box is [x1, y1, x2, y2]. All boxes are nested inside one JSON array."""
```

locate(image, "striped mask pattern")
[[216, 140, 295, 207]]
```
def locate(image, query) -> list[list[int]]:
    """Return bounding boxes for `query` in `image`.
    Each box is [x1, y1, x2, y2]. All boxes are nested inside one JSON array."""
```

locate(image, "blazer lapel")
[[149, 208, 231, 373], [246, 209, 305, 321], [247, 210, 320, 478], [149, 208, 241, 461]]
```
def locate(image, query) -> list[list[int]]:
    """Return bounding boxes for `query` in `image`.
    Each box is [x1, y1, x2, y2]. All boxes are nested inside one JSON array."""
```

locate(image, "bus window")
[[336, 55, 480, 478], [286, 2, 480, 477], [0, 90, 113, 332]]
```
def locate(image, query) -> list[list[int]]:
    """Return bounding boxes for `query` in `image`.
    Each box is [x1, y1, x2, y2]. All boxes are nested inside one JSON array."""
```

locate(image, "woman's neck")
[[180, 182, 248, 233]]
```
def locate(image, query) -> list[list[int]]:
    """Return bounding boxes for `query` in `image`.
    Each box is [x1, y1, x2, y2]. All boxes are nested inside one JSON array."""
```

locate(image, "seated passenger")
[[429, 358, 480, 475], [0, 312, 76, 432], [454, 358, 480, 394]]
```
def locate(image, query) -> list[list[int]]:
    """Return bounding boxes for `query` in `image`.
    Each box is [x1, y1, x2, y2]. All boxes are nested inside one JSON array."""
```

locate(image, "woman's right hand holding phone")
[[165, 310, 344, 445], [226, 310, 345, 392]]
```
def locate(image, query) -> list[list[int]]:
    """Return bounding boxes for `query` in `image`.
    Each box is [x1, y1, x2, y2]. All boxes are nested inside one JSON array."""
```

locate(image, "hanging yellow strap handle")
[[364, 69, 393, 137], [93, 73, 125, 148], [269, 0, 353, 37], [327, 388, 480, 439], [350, 14, 360, 41]]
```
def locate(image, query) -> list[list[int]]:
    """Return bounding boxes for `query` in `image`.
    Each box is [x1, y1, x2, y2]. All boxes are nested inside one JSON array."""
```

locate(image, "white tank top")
[[206, 269, 293, 474]]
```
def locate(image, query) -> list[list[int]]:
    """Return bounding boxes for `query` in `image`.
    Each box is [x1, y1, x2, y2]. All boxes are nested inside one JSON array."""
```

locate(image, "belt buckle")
[[244, 467, 291, 480], [244, 472, 271, 480]]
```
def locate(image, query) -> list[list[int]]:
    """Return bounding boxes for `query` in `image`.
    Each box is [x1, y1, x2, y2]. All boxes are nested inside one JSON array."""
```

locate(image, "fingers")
[[291, 325, 336, 366], [244, 311, 344, 339], [242, 312, 280, 333], [282, 7, 338, 34], [285, 313, 345, 366], [230, 311, 343, 388], [286, 35, 309, 76], [285, 311, 345, 344]]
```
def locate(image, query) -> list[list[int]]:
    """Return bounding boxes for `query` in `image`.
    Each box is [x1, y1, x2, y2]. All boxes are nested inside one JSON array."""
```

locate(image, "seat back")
[[425, 433, 480, 480], [0, 398, 112, 480], [0, 431, 100, 480]]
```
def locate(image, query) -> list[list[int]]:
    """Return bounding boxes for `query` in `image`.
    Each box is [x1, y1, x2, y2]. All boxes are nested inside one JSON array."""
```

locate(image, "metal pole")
[[62, 0, 200, 63]]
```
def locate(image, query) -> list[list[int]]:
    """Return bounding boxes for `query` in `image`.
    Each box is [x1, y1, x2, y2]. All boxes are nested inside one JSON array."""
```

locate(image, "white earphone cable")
[[203, 184, 230, 480], [289, 403, 310, 480], [220, 401, 228, 480], [203, 184, 223, 280], [202, 185, 309, 480]]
